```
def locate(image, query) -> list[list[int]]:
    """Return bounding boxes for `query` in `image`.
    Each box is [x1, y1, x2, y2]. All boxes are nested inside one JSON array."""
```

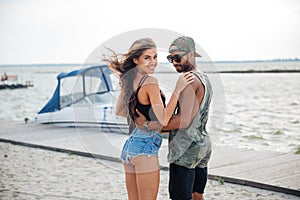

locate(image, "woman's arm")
[[136, 73, 201, 131], [135, 109, 163, 131], [146, 73, 194, 126], [164, 75, 205, 130], [115, 90, 127, 118]]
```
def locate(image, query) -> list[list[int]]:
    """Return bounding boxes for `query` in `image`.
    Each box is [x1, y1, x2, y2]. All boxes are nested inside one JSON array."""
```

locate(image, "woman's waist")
[[131, 127, 161, 138], [135, 105, 159, 121]]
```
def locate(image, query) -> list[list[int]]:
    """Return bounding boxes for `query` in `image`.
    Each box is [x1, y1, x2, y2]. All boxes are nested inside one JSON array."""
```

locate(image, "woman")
[[104, 38, 193, 200]]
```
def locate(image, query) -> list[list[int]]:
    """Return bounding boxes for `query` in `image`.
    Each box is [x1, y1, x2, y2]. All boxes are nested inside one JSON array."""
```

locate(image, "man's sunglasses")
[[166, 52, 188, 63]]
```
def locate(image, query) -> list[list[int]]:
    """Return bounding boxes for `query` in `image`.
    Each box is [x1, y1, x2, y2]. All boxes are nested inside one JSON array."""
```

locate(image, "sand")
[[0, 142, 298, 200]]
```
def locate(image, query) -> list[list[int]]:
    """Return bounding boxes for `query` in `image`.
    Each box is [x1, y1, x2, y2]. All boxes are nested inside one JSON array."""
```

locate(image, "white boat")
[[35, 65, 129, 134]]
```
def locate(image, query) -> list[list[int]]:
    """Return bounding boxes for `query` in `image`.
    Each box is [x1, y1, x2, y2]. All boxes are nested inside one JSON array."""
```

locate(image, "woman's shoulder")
[[144, 76, 158, 86]]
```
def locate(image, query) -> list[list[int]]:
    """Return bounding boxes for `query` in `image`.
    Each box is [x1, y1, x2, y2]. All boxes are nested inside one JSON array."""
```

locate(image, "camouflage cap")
[[169, 36, 201, 57]]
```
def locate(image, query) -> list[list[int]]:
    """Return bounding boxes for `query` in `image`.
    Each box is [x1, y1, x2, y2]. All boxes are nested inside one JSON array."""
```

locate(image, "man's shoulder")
[[190, 70, 206, 77], [190, 70, 211, 85], [190, 71, 205, 87]]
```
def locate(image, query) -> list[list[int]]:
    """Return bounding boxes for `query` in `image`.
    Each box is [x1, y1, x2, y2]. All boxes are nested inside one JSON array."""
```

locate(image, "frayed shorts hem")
[[120, 128, 162, 164], [120, 154, 159, 164]]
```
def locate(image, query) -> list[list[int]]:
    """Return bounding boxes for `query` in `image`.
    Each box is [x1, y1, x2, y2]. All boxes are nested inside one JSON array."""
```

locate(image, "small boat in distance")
[[34, 65, 129, 134], [0, 72, 34, 90]]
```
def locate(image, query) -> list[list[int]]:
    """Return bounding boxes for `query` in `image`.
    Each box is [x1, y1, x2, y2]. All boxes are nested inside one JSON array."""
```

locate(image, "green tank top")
[[168, 71, 213, 169]]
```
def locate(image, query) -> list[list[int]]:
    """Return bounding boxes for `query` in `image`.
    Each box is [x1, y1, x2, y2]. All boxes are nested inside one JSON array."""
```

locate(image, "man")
[[137, 36, 213, 200]]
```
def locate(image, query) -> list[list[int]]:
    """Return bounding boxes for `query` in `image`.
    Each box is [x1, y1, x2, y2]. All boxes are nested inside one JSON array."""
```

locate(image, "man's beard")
[[174, 61, 194, 73]]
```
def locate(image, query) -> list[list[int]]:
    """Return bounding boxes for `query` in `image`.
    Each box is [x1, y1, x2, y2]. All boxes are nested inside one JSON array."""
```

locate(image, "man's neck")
[[184, 65, 197, 72]]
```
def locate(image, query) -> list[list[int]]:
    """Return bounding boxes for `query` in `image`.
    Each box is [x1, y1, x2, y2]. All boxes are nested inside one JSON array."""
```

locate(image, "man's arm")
[[163, 77, 204, 131]]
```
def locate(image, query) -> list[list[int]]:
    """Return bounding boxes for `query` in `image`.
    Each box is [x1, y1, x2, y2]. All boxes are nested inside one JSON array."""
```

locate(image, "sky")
[[0, 0, 299, 64]]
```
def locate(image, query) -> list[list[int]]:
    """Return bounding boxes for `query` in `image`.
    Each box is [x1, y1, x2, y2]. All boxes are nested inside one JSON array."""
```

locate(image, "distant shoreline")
[[156, 69, 300, 74], [215, 69, 300, 73], [0, 63, 82, 67], [213, 59, 300, 63], [0, 59, 299, 67]]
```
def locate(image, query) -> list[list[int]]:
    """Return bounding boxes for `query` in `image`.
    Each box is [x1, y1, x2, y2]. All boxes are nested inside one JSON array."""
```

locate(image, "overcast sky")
[[0, 0, 299, 64]]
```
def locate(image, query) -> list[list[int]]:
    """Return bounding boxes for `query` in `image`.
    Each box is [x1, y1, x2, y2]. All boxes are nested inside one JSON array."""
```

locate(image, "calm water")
[[0, 61, 299, 153]]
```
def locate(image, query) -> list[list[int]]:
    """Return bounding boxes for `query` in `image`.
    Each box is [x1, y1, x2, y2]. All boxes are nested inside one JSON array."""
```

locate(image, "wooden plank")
[[209, 146, 280, 168], [209, 151, 300, 191]]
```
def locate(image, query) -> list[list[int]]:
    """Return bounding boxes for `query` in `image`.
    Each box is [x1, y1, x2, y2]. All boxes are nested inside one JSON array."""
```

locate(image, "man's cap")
[[169, 36, 201, 57]]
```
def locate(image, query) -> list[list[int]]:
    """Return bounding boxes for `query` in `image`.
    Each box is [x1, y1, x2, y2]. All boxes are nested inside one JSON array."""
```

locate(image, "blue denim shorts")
[[120, 128, 162, 163]]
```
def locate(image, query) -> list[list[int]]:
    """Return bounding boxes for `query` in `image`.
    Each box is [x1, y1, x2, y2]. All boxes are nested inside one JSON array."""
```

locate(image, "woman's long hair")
[[103, 38, 157, 125]]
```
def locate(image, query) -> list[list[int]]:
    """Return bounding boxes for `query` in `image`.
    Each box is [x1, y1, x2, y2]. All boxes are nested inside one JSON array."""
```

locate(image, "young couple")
[[104, 36, 212, 200]]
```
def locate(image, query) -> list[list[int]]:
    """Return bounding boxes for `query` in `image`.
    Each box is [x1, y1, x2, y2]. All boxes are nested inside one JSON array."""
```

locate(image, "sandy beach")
[[0, 142, 298, 200]]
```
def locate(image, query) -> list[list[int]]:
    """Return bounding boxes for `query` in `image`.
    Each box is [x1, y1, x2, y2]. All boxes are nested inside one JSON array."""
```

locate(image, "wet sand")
[[0, 142, 298, 200]]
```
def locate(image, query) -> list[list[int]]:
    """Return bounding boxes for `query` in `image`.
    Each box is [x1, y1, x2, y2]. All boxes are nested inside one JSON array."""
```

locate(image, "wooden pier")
[[0, 120, 299, 196]]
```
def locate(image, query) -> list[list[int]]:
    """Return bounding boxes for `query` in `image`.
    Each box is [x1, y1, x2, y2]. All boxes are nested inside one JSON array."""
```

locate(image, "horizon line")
[[0, 58, 299, 66]]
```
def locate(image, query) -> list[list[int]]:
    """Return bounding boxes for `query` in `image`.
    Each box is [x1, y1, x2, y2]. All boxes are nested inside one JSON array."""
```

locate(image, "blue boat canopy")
[[38, 65, 120, 114]]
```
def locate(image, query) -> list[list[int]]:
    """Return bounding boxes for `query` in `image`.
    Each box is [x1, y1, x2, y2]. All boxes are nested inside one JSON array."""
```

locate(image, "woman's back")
[[130, 75, 166, 122]]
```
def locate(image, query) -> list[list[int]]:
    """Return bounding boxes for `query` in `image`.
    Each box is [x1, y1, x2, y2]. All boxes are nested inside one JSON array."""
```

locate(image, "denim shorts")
[[120, 128, 162, 163]]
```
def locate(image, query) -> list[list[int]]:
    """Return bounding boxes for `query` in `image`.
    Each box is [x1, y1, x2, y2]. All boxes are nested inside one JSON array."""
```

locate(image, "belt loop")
[[150, 130, 155, 137]]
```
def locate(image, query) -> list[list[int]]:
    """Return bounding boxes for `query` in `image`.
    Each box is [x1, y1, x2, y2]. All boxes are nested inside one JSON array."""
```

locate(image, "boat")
[[34, 65, 129, 134], [0, 72, 34, 90], [0, 83, 31, 90]]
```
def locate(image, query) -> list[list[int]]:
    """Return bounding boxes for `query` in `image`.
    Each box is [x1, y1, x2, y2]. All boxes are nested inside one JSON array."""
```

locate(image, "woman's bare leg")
[[124, 163, 139, 200], [131, 156, 160, 200]]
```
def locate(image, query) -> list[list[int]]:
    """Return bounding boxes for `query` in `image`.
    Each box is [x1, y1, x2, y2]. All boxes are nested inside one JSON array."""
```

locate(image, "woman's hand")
[[175, 72, 194, 93], [135, 109, 163, 131], [134, 109, 147, 127]]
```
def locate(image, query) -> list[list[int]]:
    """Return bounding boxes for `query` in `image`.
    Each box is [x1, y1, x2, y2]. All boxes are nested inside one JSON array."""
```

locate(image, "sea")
[[0, 61, 299, 154]]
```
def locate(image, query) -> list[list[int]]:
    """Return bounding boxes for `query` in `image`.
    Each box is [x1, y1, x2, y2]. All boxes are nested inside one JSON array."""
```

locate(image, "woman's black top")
[[129, 76, 166, 121]]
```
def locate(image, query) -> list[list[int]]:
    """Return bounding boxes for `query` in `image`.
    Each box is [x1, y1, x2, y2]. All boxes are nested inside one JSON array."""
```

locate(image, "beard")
[[174, 60, 194, 73]]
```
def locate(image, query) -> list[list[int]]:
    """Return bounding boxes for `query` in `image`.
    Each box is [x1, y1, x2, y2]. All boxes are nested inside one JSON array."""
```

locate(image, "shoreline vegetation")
[[213, 58, 300, 63], [213, 69, 300, 73], [154, 69, 300, 73], [0, 58, 299, 67]]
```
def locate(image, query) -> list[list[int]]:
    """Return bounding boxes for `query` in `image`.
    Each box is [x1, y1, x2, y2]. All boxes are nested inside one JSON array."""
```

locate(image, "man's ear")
[[189, 51, 194, 58], [185, 52, 193, 62]]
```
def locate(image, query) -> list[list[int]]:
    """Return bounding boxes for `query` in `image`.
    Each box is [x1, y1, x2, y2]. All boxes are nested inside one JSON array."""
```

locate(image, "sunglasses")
[[166, 52, 188, 63]]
